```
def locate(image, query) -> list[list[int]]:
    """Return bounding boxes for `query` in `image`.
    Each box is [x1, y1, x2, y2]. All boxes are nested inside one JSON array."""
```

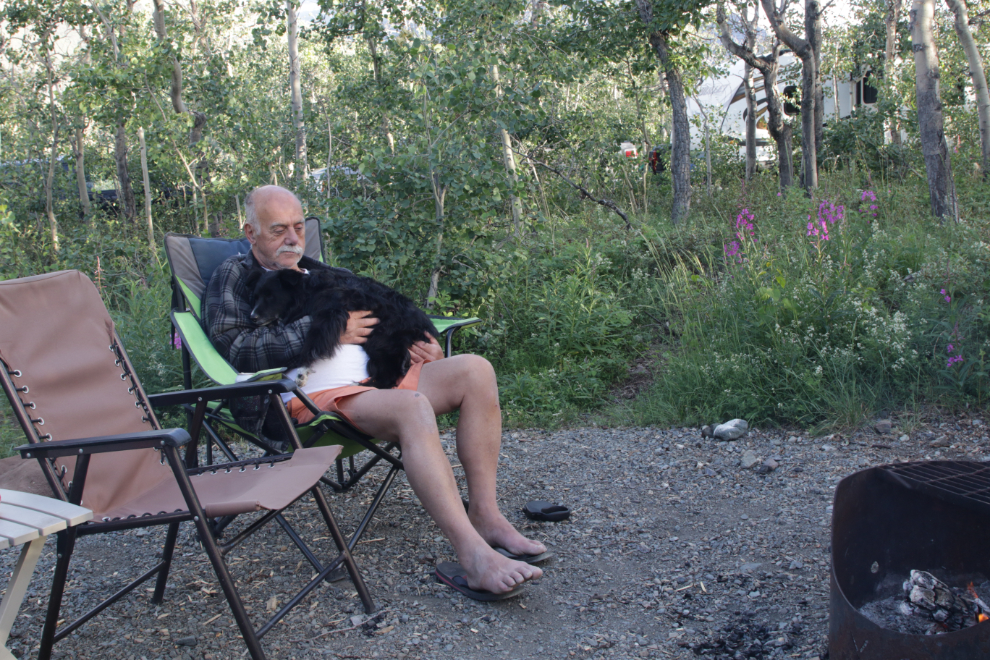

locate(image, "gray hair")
[[243, 186, 302, 232], [244, 189, 261, 231]]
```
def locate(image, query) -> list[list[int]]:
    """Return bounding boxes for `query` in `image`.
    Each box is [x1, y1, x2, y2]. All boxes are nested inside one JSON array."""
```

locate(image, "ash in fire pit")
[[859, 570, 990, 635]]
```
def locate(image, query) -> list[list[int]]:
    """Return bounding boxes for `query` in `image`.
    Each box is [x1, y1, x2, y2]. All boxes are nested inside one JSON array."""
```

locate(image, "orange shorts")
[[285, 361, 424, 432]]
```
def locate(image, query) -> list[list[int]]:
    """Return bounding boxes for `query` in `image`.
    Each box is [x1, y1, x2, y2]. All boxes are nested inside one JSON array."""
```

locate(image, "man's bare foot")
[[469, 509, 547, 557], [460, 544, 543, 593]]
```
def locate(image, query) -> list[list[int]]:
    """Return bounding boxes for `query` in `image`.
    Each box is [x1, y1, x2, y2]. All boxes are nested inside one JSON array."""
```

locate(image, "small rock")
[[930, 435, 950, 448], [755, 458, 779, 474], [771, 437, 781, 446], [821, 444, 836, 452], [899, 434, 910, 442], [740, 450, 760, 469], [789, 560, 804, 570], [739, 449, 760, 470], [175, 636, 197, 647], [874, 419, 892, 435], [740, 562, 762, 573], [350, 614, 366, 626], [701, 425, 714, 438], [714, 419, 749, 441]]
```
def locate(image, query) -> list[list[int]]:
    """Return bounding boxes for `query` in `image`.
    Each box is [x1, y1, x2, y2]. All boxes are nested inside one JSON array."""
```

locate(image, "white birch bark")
[[944, 0, 989, 179], [287, 0, 308, 182], [138, 127, 154, 250], [910, 0, 958, 220]]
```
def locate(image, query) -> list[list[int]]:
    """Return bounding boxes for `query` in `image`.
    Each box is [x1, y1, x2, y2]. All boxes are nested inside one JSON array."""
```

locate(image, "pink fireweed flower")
[[941, 288, 951, 303], [861, 190, 877, 203], [947, 344, 954, 353], [947, 355, 964, 367], [172, 334, 182, 350]]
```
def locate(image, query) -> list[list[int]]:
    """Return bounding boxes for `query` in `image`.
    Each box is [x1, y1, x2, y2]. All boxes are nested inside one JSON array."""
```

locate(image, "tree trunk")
[[635, 0, 690, 223], [492, 63, 524, 237], [651, 32, 691, 224], [910, 0, 958, 219], [73, 127, 90, 217], [717, 4, 794, 189], [807, 0, 824, 155], [152, 0, 206, 146], [744, 63, 757, 180], [744, 4, 758, 180], [426, 173, 447, 308], [884, 0, 904, 144], [115, 122, 136, 223], [327, 119, 334, 199], [138, 127, 154, 251], [287, 0, 308, 182], [761, 0, 817, 191], [42, 46, 60, 251], [944, 0, 989, 179]]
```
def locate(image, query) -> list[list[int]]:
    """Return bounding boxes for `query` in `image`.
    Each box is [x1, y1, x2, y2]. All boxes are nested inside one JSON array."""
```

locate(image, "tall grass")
[[628, 168, 990, 430]]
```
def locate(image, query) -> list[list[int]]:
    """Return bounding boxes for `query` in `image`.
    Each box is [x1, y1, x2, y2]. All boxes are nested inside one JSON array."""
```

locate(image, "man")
[[205, 185, 545, 596]]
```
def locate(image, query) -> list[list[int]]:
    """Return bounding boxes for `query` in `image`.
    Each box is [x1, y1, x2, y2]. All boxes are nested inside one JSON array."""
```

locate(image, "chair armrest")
[[16, 428, 192, 459], [147, 379, 297, 407]]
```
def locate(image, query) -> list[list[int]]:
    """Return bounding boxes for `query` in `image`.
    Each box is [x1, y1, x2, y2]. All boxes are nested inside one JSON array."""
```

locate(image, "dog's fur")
[[246, 267, 438, 389]]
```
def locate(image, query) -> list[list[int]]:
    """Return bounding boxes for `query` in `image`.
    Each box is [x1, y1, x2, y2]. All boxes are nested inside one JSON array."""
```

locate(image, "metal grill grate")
[[879, 461, 990, 516]]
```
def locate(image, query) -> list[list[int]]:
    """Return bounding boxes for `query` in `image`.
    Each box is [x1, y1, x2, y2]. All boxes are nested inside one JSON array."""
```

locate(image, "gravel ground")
[[2, 412, 988, 660]]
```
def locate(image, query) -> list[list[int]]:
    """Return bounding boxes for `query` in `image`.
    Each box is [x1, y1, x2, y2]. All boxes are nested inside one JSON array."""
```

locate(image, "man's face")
[[245, 192, 306, 270]]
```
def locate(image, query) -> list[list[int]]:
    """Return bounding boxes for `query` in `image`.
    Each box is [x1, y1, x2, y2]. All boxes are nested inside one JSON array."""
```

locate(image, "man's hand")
[[409, 332, 443, 365], [341, 311, 378, 344]]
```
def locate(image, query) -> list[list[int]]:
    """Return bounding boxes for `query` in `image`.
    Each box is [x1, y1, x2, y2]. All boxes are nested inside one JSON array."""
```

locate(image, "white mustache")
[[276, 245, 304, 256]]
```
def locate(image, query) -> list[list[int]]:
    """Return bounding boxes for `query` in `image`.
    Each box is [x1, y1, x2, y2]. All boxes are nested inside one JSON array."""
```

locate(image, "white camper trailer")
[[685, 53, 880, 161]]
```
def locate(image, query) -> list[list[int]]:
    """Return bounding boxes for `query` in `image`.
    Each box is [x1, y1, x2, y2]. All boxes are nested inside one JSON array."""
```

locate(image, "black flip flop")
[[434, 561, 525, 601], [523, 500, 571, 522], [492, 546, 552, 564]]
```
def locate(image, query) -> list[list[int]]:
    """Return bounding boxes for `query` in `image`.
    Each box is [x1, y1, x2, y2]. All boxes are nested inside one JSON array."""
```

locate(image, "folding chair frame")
[[1, 338, 373, 660]]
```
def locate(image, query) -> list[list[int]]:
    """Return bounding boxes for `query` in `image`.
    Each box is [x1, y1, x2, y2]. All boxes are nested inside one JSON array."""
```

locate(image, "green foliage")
[[633, 170, 990, 429]]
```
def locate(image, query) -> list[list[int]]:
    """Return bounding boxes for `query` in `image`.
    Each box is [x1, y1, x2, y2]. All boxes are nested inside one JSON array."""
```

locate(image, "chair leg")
[[151, 522, 181, 605], [309, 485, 375, 614], [193, 515, 266, 660], [37, 528, 77, 660]]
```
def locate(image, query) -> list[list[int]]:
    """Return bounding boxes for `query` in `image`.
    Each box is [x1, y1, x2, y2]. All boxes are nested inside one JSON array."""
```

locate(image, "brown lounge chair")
[[0, 270, 373, 660]]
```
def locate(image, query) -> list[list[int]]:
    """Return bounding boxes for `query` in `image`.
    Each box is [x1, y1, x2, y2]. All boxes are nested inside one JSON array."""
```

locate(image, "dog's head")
[[247, 268, 307, 326]]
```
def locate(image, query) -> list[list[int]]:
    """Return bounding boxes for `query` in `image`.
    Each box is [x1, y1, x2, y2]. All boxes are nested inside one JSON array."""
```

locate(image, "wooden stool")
[[0, 489, 91, 660]]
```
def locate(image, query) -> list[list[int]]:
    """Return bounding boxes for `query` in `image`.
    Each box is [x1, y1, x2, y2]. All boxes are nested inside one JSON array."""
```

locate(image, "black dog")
[[246, 267, 438, 389]]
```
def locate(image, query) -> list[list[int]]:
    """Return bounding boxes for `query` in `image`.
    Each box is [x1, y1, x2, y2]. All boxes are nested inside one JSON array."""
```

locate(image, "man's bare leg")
[[336, 386, 542, 594], [417, 355, 547, 558]]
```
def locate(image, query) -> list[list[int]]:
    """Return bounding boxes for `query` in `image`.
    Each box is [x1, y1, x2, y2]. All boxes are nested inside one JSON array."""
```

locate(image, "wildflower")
[[861, 190, 877, 203], [947, 355, 964, 367], [171, 334, 182, 350], [941, 288, 951, 303], [724, 241, 740, 259], [946, 344, 954, 353]]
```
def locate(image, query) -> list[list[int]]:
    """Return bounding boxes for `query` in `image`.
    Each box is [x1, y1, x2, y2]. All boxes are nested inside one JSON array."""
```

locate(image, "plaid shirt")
[[204, 251, 352, 372], [203, 251, 350, 446]]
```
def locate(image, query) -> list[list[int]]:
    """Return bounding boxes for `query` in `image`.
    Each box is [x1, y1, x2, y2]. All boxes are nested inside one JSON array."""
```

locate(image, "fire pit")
[[830, 461, 990, 658]]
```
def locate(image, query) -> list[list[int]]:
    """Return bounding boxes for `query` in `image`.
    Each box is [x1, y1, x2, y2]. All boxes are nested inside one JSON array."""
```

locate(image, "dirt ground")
[[2, 411, 987, 659]]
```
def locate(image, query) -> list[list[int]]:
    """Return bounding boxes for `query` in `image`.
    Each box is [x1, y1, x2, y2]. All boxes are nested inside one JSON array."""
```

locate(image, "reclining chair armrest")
[[16, 428, 192, 459], [148, 378, 297, 407]]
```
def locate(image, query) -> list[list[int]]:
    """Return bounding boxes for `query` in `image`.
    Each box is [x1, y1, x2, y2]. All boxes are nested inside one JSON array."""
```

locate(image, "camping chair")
[[0, 270, 372, 660], [162, 217, 481, 549]]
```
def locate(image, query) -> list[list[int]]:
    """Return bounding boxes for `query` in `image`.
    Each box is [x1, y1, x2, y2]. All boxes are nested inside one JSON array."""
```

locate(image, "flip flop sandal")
[[492, 546, 552, 564], [523, 500, 571, 522], [434, 561, 525, 601]]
